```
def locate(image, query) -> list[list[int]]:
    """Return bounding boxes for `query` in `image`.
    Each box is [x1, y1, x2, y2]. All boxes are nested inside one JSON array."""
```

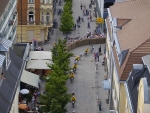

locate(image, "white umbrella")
[[26, 60, 53, 69], [29, 51, 52, 60], [20, 89, 29, 94]]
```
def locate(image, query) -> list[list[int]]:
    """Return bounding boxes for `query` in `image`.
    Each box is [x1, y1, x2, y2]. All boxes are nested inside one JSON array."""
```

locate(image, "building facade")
[[17, 0, 53, 42], [104, 0, 150, 113], [0, 0, 17, 43], [124, 53, 150, 113]]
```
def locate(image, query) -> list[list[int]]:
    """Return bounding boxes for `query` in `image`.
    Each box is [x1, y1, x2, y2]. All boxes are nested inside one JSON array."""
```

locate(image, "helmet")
[[72, 92, 74, 95], [70, 70, 73, 72], [72, 111, 75, 113]]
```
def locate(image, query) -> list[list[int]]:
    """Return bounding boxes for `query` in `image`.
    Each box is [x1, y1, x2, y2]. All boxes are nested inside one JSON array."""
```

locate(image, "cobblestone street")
[[66, 44, 109, 113]]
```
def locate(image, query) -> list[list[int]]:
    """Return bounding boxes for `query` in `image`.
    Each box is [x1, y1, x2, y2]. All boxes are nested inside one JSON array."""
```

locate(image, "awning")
[[0, 54, 5, 67], [29, 51, 52, 60], [102, 80, 110, 90], [21, 70, 39, 88], [26, 60, 52, 69]]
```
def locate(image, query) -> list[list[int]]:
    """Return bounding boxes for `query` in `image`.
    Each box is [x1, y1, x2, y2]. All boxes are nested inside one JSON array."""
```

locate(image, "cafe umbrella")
[[20, 89, 29, 94]]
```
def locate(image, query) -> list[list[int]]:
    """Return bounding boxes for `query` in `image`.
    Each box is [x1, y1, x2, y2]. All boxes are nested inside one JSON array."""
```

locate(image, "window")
[[29, 12, 34, 21], [29, 0, 34, 3], [46, 12, 50, 22], [41, 0, 45, 3], [46, 0, 50, 4], [41, 12, 44, 22]]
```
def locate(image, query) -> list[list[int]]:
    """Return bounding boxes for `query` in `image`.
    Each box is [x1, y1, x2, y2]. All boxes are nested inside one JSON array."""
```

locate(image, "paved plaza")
[[66, 44, 109, 113], [42, 0, 110, 112]]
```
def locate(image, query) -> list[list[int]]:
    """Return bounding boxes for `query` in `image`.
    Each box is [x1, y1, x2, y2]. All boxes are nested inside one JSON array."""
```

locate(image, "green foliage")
[[63, 2, 72, 13], [60, 12, 74, 33], [64, 0, 73, 2], [39, 39, 73, 113], [60, 0, 74, 33]]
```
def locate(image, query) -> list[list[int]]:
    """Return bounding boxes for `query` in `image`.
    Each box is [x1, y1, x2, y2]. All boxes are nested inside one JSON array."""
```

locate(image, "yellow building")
[[137, 78, 150, 113], [17, 0, 53, 42], [104, 0, 150, 113], [124, 54, 150, 113]]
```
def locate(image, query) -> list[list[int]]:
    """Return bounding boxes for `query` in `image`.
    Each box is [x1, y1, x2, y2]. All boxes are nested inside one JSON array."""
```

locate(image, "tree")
[[40, 68, 71, 113], [60, 11, 74, 33], [40, 39, 73, 113], [51, 39, 73, 73], [63, 1, 72, 13]]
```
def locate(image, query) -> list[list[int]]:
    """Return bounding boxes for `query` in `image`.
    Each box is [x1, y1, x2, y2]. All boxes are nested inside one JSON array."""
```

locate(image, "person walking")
[[74, 23, 76, 30], [96, 52, 99, 61], [90, 15, 92, 21], [99, 46, 102, 55], [80, 4, 83, 10], [78, 16, 81, 22], [87, 22, 90, 28], [83, 10, 85, 16], [98, 100, 101, 111]]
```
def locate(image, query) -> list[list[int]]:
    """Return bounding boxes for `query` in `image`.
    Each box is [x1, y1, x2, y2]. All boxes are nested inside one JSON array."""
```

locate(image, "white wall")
[[10, 85, 19, 113]]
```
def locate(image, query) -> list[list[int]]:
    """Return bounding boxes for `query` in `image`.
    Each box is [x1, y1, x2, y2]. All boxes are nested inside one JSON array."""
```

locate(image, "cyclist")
[[90, 46, 94, 53], [84, 48, 89, 55], [79, 53, 83, 58], [75, 56, 80, 61], [71, 95, 76, 102], [73, 63, 77, 70], [70, 72, 74, 79]]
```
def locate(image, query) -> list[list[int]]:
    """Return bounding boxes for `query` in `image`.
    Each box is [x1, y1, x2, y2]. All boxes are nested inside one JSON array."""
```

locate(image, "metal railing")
[[40, 21, 52, 25], [0, 1, 16, 30], [28, 21, 35, 25]]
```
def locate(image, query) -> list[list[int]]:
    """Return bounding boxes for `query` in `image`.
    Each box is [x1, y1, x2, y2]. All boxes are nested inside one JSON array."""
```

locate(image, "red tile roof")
[[109, 0, 150, 80]]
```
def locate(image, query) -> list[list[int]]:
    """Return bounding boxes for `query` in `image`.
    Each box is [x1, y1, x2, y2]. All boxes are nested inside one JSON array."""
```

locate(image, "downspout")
[[109, 52, 113, 109], [118, 82, 121, 112]]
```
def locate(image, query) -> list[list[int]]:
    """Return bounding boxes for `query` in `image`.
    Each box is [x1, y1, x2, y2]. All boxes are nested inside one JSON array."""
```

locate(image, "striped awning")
[[0, 38, 12, 51], [0, 54, 5, 67]]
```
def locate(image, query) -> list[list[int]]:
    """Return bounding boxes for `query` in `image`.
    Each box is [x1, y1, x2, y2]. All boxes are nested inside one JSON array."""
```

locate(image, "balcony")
[[0, 0, 16, 32], [40, 21, 52, 26], [5, 16, 17, 40], [28, 21, 35, 25], [40, 4, 53, 10]]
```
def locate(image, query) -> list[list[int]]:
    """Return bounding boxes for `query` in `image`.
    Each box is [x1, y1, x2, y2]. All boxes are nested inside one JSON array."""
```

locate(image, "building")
[[104, 0, 150, 113], [97, 0, 114, 18], [0, 0, 17, 43], [17, 0, 53, 42], [0, 43, 41, 113], [125, 54, 150, 113]]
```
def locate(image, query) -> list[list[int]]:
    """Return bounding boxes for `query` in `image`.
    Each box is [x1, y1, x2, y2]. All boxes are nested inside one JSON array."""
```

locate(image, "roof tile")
[[110, 0, 150, 80]]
